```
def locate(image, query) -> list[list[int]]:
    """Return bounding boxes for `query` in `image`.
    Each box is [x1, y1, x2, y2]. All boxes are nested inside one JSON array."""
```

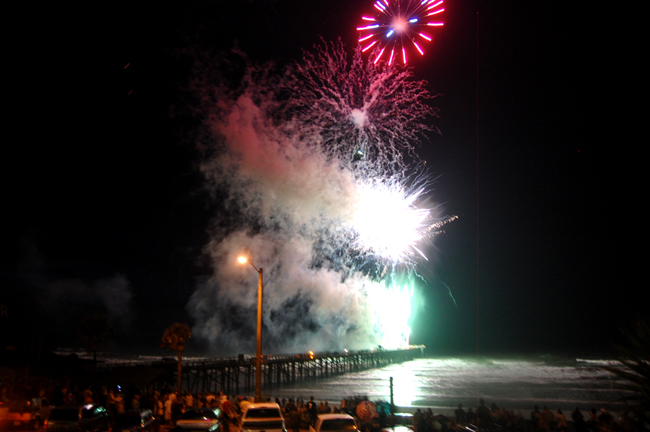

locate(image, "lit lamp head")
[[238, 255, 261, 273]]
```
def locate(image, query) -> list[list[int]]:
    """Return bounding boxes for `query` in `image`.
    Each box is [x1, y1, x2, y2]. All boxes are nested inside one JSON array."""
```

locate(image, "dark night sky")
[[2, 1, 638, 357]]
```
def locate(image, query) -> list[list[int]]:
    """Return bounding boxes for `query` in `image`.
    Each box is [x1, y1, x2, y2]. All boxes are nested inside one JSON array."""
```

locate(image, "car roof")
[[246, 403, 281, 410], [179, 407, 221, 417], [317, 414, 355, 420]]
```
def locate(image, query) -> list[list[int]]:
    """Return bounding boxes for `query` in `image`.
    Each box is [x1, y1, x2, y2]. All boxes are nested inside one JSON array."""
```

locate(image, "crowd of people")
[[447, 399, 635, 432], [0, 381, 639, 432]]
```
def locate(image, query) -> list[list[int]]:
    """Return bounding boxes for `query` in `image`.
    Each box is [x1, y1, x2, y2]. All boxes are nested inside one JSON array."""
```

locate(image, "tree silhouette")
[[603, 319, 650, 431], [162, 323, 192, 393]]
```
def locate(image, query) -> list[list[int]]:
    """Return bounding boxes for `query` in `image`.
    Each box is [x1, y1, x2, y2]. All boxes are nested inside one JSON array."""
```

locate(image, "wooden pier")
[[98, 347, 424, 394]]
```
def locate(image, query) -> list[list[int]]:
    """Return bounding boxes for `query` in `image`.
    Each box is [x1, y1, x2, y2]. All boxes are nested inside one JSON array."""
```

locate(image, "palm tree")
[[162, 323, 192, 394], [603, 319, 650, 431], [78, 314, 114, 373]]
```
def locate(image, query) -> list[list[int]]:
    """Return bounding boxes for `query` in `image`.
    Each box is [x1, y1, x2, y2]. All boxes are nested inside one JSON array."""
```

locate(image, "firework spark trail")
[[186, 41, 453, 355]]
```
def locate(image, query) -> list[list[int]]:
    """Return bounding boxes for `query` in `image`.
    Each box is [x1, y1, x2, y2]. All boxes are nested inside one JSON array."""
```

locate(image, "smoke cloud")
[[186, 41, 443, 355]]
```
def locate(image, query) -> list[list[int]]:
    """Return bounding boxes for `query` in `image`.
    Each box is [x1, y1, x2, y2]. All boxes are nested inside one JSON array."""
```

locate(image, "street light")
[[238, 256, 263, 402]]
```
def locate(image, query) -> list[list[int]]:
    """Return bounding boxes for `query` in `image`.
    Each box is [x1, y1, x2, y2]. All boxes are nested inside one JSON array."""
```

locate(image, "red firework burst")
[[357, 0, 445, 65]]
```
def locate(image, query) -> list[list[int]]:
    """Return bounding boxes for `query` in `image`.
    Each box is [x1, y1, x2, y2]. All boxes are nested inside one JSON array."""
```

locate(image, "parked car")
[[113, 409, 158, 432], [309, 414, 358, 432], [44, 404, 110, 432], [240, 403, 286, 432], [173, 408, 223, 432], [2, 398, 52, 430]]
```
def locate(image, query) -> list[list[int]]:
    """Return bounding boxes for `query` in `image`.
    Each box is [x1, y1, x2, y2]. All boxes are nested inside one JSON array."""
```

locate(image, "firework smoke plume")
[[187, 40, 449, 355]]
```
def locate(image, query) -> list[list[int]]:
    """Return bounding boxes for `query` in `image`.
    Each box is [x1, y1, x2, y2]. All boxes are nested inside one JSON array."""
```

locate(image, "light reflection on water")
[[268, 357, 624, 412]]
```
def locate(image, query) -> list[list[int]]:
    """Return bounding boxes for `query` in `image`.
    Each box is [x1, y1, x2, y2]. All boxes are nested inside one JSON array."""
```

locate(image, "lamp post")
[[238, 256, 263, 402]]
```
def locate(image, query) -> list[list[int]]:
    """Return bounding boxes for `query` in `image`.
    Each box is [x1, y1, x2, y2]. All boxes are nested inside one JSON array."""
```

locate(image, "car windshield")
[[49, 409, 80, 421], [242, 420, 284, 429], [245, 409, 281, 419], [320, 420, 357, 431], [181, 410, 218, 420], [82, 407, 103, 419], [115, 413, 142, 427]]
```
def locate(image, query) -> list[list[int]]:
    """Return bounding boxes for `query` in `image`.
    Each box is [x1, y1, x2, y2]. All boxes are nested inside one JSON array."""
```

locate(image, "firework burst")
[[358, 0, 445, 65], [353, 181, 430, 262], [282, 39, 439, 174], [339, 171, 458, 274]]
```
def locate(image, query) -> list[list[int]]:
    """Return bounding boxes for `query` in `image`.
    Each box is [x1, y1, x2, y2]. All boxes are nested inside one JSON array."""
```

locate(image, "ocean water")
[[264, 356, 626, 415]]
